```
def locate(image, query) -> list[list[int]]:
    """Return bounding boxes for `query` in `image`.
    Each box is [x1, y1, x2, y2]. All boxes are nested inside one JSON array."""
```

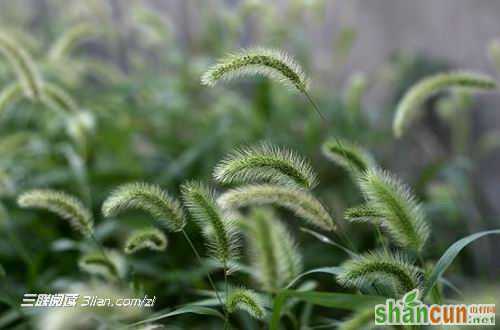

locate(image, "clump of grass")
[[124, 228, 167, 254], [102, 182, 186, 232], [393, 71, 496, 137], [358, 168, 429, 251], [214, 143, 318, 189], [218, 184, 335, 231], [17, 189, 93, 237]]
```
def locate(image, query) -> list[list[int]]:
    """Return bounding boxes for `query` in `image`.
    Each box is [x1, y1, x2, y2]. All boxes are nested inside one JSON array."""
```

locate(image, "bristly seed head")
[[201, 47, 309, 93], [18, 189, 93, 237], [226, 287, 265, 320], [214, 142, 318, 189], [358, 168, 429, 251], [218, 184, 335, 231], [102, 182, 186, 232], [393, 71, 496, 138], [181, 181, 240, 269], [124, 227, 167, 254], [337, 250, 422, 296]]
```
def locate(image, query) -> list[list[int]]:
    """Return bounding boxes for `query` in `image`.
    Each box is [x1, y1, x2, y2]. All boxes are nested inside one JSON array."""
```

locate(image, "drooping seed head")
[[393, 71, 496, 138], [102, 182, 186, 232], [18, 189, 93, 237], [226, 287, 265, 320], [337, 250, 422, 296], [218, 184, 335, 231], [202, 47, 309, 93], [214, 143, 318, 189], [124, 227, 168, 254]]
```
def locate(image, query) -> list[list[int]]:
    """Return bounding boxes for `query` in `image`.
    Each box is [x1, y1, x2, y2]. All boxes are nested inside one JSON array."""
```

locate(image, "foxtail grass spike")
[[102, 182, 186, 232], [181, 181, 240, 268], [214, 143, 318, 189], [393, 71, 496, 137], [48, 24, 98, 61], [0, 32, 43, 99], [0, 82, 23, 114], [358, 169, 429, 251], [41, 83, 79, 114], [18, 189, 93, 237], [337, 250, 421, 296], [322, 139, 375, 178], [202, 47, 309, 92], [124, 228, 167, 254], [218, 184, 335, 231], [226, 287, 265, 320], [246, 208, 302, 291]]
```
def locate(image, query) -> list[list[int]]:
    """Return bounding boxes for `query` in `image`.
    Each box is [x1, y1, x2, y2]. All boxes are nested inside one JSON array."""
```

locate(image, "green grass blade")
[[423, 229, 500, 298], [285, 266, 343, 289]]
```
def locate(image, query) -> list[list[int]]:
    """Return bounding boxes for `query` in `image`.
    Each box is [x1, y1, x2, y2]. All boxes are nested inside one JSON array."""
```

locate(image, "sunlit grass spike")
[[202, 47, 309, 92]]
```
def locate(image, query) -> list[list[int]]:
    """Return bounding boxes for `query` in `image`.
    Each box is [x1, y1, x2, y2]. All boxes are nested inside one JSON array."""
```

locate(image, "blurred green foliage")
[[0, 1, 499, 329]]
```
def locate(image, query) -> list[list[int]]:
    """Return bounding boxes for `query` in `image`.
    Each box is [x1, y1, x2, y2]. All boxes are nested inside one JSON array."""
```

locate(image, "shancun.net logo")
[[375, 289, 496, 326]]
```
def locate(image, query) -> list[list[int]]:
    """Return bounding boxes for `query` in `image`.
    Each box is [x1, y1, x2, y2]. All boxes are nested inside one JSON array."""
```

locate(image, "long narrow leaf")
[[423, 229, 500, 298], [285, 267, 343, 289]]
